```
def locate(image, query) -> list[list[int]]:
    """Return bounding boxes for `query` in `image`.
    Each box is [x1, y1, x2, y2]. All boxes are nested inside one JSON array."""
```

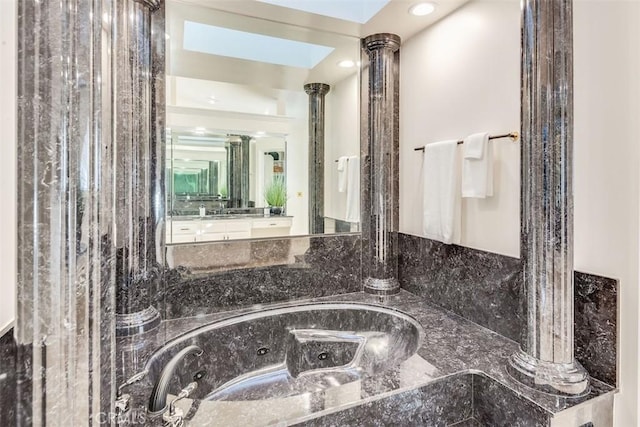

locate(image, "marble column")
[[228, 135, 251, 208], [507, 0, 589, 396], [361, 34, 401, 295], [114, 0, 163, 337], [304, 83, 330, 234], [16, 0, 164, 425]]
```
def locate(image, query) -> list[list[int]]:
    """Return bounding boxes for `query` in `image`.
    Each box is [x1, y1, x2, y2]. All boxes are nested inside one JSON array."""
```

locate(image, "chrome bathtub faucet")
[[148, 344, 204, 416]]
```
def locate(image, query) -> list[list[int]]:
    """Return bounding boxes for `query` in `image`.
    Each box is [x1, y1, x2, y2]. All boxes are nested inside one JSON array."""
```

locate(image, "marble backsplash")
[[161, 234, 362, 319], [0, 328, 16, 425], [398, 232, 618, 386]]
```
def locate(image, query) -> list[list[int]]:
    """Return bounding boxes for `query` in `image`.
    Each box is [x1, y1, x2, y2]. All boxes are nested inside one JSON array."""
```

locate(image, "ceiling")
[[166, 0, 471, 104], [172, 0, 471, 41]]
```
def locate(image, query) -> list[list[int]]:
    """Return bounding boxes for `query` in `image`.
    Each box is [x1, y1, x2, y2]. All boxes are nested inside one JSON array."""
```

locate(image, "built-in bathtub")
[[142, 302, 424, 424]]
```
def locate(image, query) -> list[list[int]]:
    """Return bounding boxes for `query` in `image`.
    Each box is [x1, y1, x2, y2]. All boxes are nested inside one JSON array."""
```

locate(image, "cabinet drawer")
[[225, 221, 252, 233], [252, 218, 292, 229], [196, 232, 226, 242], [171, 222, 200, 234], [201, 221, 226, 233], [226, 231, 251, 240], [171, 234, 197, 243]]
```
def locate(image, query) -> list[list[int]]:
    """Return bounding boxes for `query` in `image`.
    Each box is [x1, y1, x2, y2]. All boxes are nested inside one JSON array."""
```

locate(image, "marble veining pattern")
[[398, 233, 523, 342], [295, 373, 473, 427], [0, 329, 17, 425], [574, 272, 618, 387], [162, 234, 361, 319], [398, 233, 618, 387], [473, 373, 549, 426], [305, 83, 331, 235], [361, 34, 401, 294]]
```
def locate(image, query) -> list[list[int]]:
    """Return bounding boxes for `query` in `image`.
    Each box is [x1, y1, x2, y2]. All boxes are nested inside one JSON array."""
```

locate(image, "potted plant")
[[264, 175, 287, 215]]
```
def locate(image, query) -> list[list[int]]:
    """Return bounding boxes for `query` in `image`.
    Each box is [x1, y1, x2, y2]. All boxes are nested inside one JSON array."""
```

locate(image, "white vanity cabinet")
[[250, 217, 293, 239], [198, 219, 252, 242], [167, 216, 292, 243], [168, 220, 201, 243]]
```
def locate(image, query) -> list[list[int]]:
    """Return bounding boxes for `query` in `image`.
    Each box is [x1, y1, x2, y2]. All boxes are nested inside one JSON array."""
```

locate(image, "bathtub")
[[143, 302, 424, 424]]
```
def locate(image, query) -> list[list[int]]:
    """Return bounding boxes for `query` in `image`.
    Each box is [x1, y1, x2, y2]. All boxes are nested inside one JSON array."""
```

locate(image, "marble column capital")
[[134, 0, 163, 11], [362, 33, 401, 53], [304, 83, 330, 96]]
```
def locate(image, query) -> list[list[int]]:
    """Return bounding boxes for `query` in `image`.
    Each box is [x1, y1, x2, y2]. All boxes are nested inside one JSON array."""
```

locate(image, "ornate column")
[[361, 34, 401, 295], [113, 0, 163, 337], [304, 83, 330, 234], [228, 135, 251, 208], [507, 0, 589, 396]]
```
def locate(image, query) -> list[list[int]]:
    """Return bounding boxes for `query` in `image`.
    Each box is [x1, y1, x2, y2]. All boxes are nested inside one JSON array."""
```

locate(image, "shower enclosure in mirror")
[[165, 0, 361, 241]]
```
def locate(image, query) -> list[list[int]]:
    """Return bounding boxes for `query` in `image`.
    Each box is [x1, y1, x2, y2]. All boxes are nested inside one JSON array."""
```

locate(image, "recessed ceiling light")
[[193, 127, 206, 135], [208, 96, 217, 104], [338, 60, 355, 68], [409, 2, 436, 16]]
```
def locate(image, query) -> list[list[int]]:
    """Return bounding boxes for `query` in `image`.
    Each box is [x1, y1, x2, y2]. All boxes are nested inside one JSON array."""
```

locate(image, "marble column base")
[[507, 349, 590, 397], [116, 306, 161, 337], [364, 277, 400, 295]]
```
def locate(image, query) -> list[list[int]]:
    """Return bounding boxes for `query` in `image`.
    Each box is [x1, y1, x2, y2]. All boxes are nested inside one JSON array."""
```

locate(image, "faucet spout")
[[148, 344, 203, 416]]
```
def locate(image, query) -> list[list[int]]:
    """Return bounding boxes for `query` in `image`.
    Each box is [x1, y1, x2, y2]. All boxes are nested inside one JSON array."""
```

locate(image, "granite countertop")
[[118, 291, 615, 426]]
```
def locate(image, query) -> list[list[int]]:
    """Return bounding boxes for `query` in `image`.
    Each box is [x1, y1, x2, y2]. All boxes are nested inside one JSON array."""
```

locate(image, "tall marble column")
[[361, 34, 401, 295], [228, 135, 251, 208], [15, 0, 139, 423], [304, 83, 330, 234], [507, 0, 589, 396], [113, 0, 163, 337]]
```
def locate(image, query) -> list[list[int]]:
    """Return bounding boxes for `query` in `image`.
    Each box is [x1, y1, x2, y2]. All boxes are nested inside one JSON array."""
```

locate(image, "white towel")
[[462, 132, 493, 198], [345, 156, 360, 223], [423, 140, 461, 244], [337, 156, 348, 193]]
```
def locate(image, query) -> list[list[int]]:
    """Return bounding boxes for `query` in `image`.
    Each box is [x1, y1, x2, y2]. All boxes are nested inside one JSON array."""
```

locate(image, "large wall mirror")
[[165, 0, 361, 244]]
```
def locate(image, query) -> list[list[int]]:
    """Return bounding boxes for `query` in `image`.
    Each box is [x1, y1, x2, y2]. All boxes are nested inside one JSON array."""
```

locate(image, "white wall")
[[400, 0, 521, 257], [400, 0, 640, 425], [574, 2, 640, 425], [0, 0, 16, 334], [325, 72, 360, 221]]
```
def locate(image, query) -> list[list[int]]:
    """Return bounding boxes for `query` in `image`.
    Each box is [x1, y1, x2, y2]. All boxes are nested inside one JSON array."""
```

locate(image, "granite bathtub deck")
[[119, 291, 615, 426]]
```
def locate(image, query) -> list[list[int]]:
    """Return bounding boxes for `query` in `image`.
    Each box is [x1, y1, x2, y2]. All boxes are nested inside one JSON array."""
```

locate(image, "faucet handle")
[[117, 370, 148, 395], [177, 382, 198, 400], [163, 406, 184, 427], [115, 393, 131, 414], [167, 381, 198, 418]]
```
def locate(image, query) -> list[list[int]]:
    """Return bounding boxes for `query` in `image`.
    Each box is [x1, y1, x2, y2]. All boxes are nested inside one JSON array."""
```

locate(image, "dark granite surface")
[[450, 419, 481, 427], [574, 271, 618, 387], [398, 233, 523, 342], [398, 233, 618, 387], [0, 328, 16, 426], [296, 373, 473, 427], [473, 373, 549, 426], [161, 234, 361, 319], [118, 291, 614, 426]]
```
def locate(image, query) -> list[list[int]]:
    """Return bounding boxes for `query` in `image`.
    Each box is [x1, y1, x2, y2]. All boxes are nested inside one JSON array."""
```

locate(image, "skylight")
[[258, 0, 390, 24], [183, 21, 335, 69]]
